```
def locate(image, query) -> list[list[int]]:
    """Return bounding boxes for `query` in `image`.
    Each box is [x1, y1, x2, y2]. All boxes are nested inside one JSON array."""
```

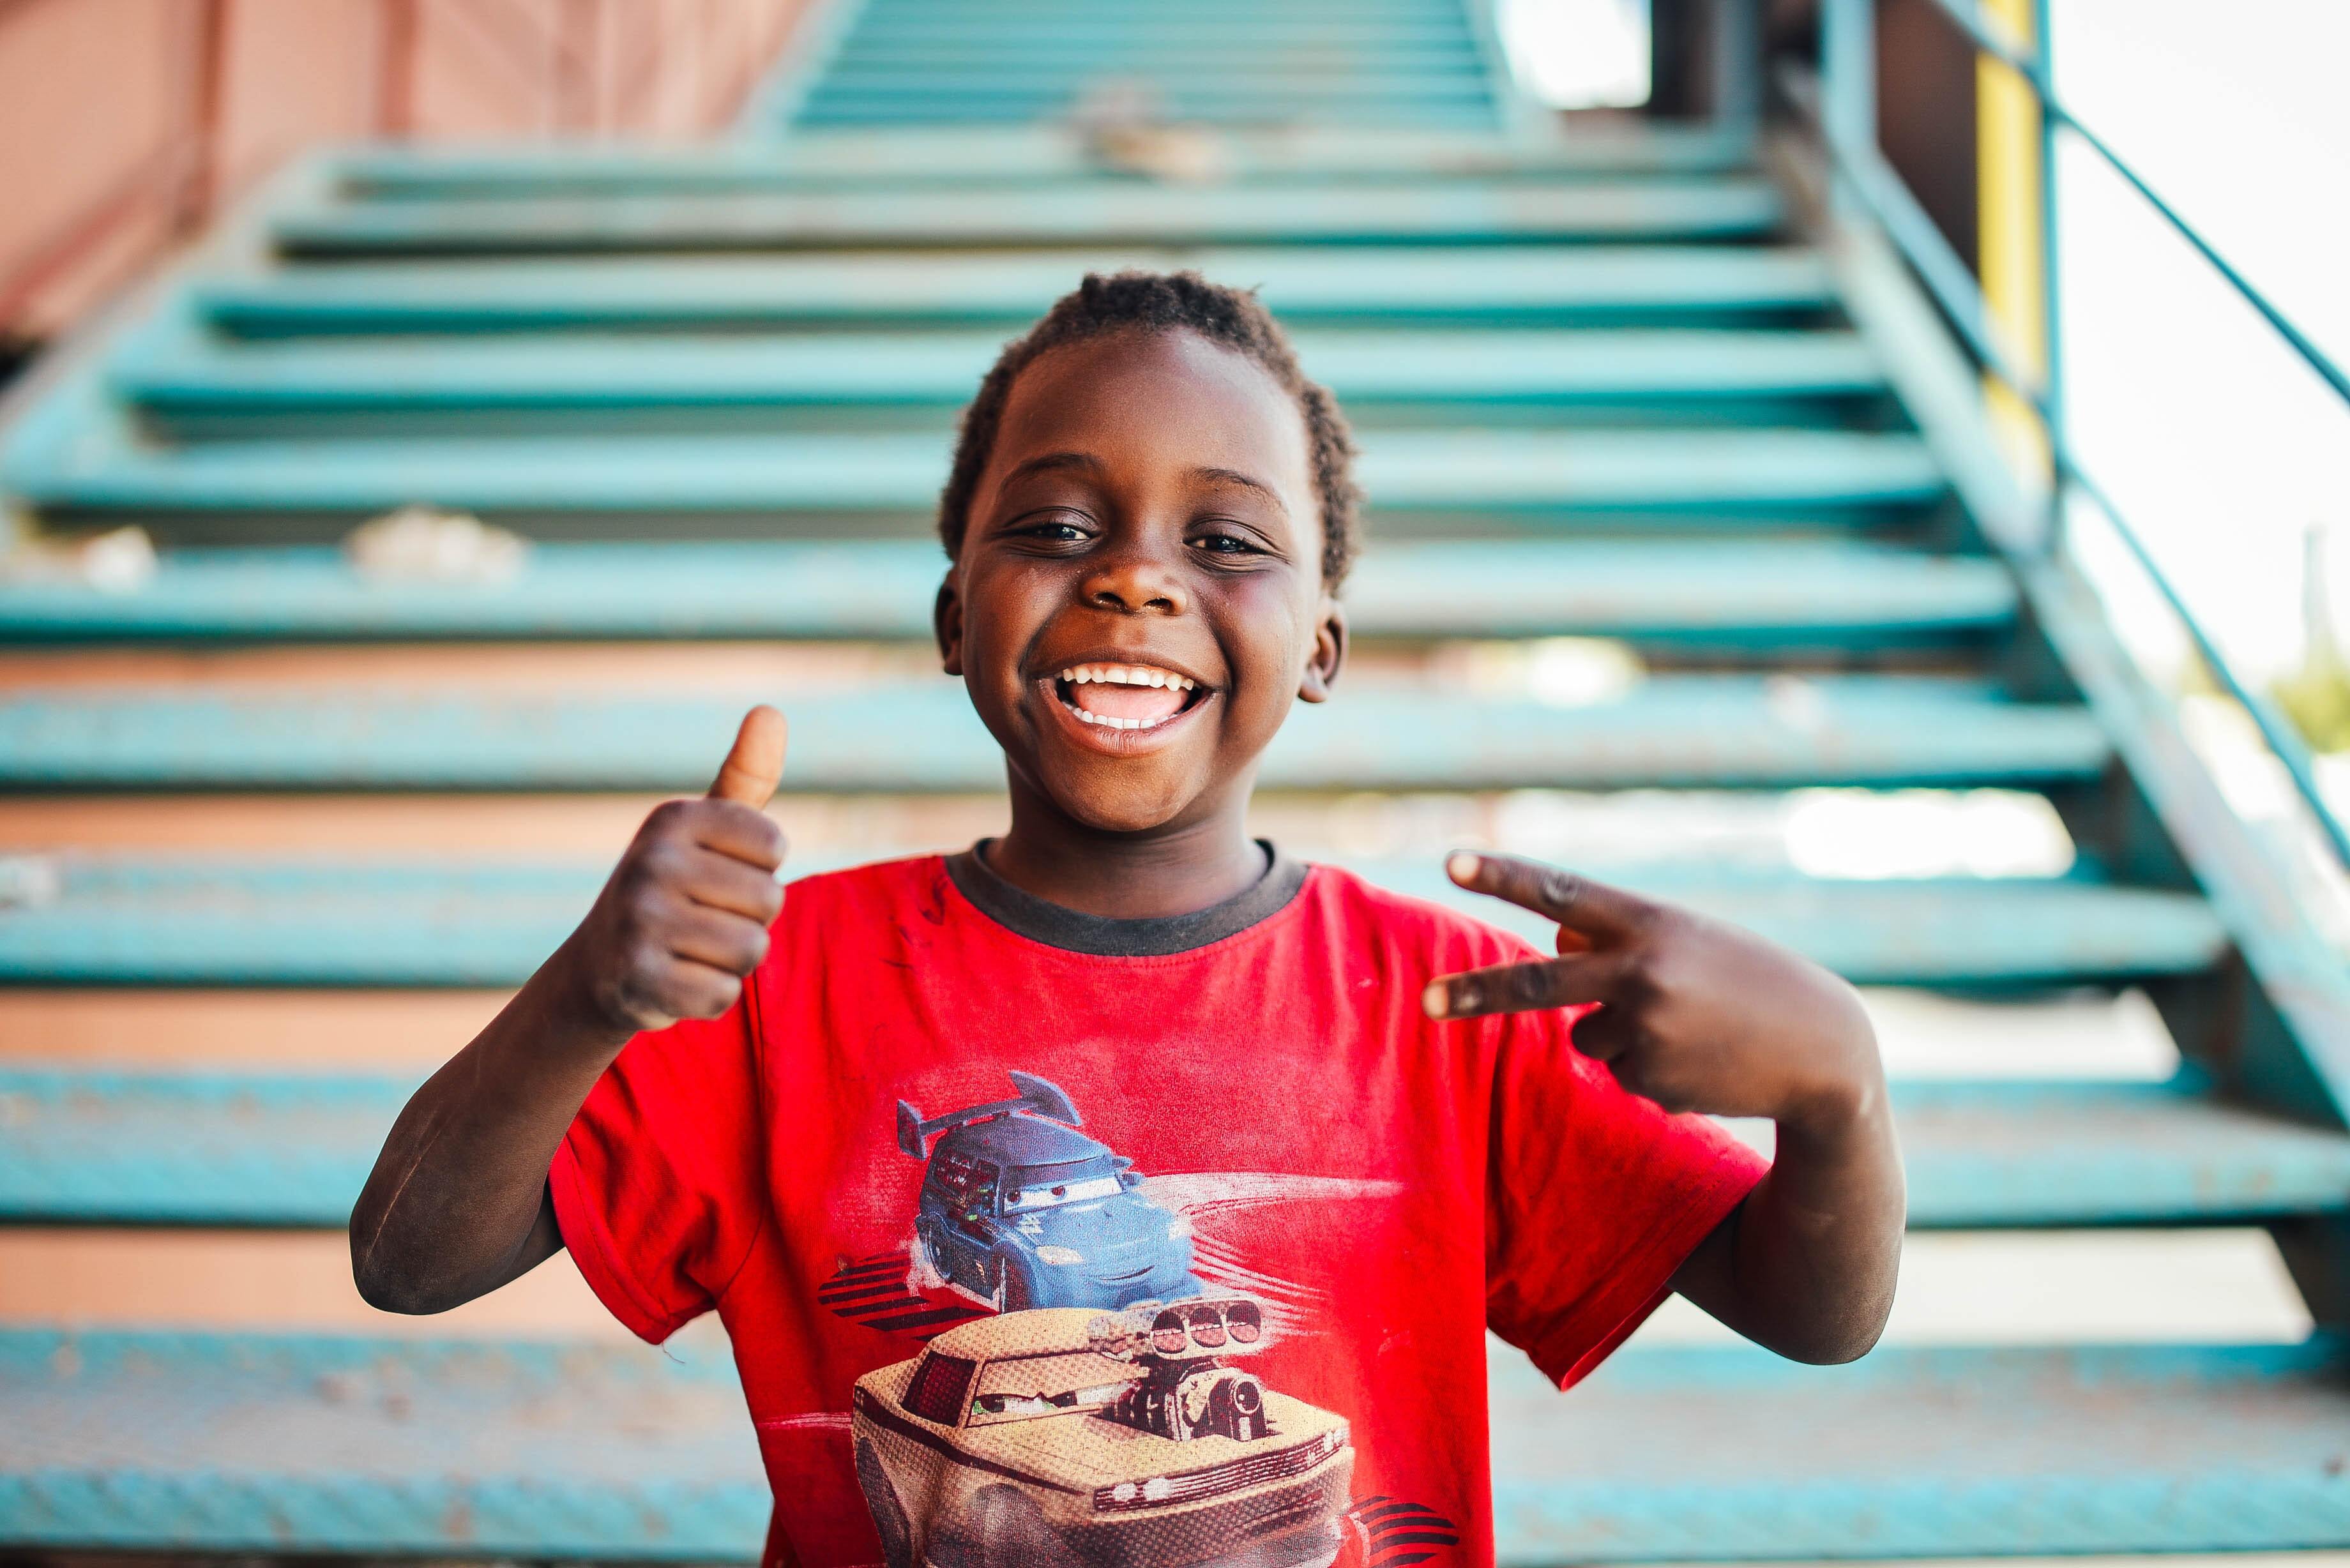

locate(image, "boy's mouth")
[[1050, 662, 1209, 733]]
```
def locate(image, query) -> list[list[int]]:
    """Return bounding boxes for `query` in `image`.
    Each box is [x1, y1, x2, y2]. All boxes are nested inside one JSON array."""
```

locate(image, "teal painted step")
[[10, 1329, 2350, 1560], [0, 677, 2100, 794], [814, 57, 1491, 84], [0, 1327, 764, 1560], [191, 248, 1837, 336], [114, 327, 1884, 419], [825, 19, 1482, 45], [324, 130, 1760, 197], [789, 97, 1504, 130], [0, 1071, 2312, 1230], [795, 104, 1507, 129], [808, 73, 1492, 99], [1490, 1338, 2350, 1560], [4, 427, 1942, 519], [266, 181, 1784, 255], [844, 0, 1473, 16], [0, 540, 2015, 646], [792, 94, 1501, 124], [0, 857, 2220, 986]]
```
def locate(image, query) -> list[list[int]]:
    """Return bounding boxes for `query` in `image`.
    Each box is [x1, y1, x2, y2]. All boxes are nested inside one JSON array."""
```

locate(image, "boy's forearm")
[[349, 939, 631, 1314], [1676, 1080, 1906, 1364]]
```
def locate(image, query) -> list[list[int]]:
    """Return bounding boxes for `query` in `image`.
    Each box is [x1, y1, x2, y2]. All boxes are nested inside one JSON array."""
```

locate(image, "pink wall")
[[0, 0, 810, 339]]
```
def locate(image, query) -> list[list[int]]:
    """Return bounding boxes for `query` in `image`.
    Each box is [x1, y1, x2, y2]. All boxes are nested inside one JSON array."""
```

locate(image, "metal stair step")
[[8, 1327, 2350, 1559], [0, 539, 2015, 646], [808, 72, 1493, 98], [266, 179, 1785, 256], [0, 676, 2100, 794], [4, 426, 1942, 520], [0, 857, 2219, 987], [0, 1071, 2301, 1229], [190, 248, 1838, 336], [795, 57, 1495, 86], [792, 100, 1502, 132], [798, 84, 1501, 113], [1490, 1336, 2350, 1559], [113, 326, 1885, 421], [794, 100, 1508, 128], [324, 130, 1760, 196]]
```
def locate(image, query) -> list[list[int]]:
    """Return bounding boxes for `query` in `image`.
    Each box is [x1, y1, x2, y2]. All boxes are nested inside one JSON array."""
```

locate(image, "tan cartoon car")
[[850, 1297, 1353, 1568]]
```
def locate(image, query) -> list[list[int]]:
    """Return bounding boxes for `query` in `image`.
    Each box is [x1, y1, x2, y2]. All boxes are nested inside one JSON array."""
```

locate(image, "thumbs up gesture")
[[1425, 852, 1881, 1129], [562, 707, 789, 1039]]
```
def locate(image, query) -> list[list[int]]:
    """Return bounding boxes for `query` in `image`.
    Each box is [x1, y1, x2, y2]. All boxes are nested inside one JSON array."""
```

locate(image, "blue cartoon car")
[[898, 1071, 1201, 1313]]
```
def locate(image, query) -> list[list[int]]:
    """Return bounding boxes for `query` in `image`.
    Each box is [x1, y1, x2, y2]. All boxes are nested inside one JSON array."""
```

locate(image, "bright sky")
[[2052, 0, 2350, 685], [1503, 0, 2350, 687]]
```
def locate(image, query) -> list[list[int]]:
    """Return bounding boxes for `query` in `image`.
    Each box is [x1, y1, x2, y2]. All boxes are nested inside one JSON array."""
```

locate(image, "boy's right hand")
[[561, 705, 789, 1041]]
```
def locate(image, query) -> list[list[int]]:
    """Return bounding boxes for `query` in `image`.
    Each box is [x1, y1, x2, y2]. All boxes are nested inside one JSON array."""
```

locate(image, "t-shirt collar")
[[942, 838, 1307, 957]]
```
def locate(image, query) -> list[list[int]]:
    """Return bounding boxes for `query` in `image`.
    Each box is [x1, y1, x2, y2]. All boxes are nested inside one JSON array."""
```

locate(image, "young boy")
[[354, 272, 1902, 1568]]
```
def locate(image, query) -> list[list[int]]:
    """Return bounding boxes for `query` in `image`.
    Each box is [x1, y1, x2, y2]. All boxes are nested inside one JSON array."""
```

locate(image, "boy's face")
[[937, 328, 1346, 836]]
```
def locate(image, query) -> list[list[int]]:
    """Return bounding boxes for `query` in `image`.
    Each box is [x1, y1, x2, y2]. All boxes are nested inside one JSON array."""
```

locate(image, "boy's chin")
[[1036, 771, 1211, 837]]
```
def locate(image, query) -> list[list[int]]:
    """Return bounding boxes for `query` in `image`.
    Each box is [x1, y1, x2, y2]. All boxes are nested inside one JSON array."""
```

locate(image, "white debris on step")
[[0, 854, 61, 910], [345, 504, 528, 584], [1072, 81, 1230, 184], [0, 525, 156, 592]]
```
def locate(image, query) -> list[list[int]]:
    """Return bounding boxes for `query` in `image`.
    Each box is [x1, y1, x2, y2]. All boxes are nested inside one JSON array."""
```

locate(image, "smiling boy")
[[354, 272, 1903, 1568]]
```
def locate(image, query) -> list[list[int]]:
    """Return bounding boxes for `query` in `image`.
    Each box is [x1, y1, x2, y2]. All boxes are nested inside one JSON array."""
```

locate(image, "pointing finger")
[[708, 705, 787, 809], [1444, 851, 1655, 946], [1421, 952, 1627, 1021]]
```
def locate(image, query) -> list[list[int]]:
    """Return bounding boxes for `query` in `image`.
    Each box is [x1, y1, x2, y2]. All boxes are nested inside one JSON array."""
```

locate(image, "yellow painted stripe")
[[1976, 0, 2051, 473]]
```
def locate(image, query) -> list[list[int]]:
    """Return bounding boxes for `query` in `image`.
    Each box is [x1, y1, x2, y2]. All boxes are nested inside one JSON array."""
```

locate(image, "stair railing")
[[1788, 0, 2350, 877]]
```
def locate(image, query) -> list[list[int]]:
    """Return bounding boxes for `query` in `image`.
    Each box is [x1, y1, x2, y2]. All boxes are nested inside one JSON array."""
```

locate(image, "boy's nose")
[[1080, 552, 1188, 615]]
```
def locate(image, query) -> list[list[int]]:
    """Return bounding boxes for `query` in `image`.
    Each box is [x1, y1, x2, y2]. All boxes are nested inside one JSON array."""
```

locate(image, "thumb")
[[707, 705, 787, 808]]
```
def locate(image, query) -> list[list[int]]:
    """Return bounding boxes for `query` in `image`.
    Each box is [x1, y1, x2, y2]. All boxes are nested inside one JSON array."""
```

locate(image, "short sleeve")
[[549, 994, 770, 1345], [1486, 1004, 1770, 1389]]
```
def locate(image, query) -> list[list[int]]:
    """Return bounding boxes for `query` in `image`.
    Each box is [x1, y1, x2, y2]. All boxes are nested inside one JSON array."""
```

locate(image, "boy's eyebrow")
[[999, 451, 1105, 486], [997, 454, 1289, 518], [1187, 466, 1289, 517]]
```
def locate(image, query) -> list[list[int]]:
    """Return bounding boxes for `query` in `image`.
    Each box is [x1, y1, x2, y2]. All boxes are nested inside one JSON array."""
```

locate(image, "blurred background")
[[3, 1, 2349, 1564]]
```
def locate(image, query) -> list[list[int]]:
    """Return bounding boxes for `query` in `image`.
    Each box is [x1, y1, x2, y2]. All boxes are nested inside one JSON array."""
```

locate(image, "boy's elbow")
[[349, 1228, 452, 1316], [1786, 1322, 1886, 1366], [352, 1269, 436, 1316], [1771, 1300, 1892, 1366]]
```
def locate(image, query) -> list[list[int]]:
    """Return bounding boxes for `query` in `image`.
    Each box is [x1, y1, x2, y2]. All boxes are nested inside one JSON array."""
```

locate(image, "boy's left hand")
[[1423, 851, 1880, 1132]]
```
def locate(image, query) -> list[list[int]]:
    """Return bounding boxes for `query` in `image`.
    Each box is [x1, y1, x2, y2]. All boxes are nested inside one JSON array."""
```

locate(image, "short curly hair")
[[936, 270, 1361, 590]]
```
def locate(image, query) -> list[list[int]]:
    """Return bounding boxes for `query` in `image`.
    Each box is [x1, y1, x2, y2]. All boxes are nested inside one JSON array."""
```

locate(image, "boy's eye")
[[1015, 516, 1093, 543], [1192, 531, 1262, 557]]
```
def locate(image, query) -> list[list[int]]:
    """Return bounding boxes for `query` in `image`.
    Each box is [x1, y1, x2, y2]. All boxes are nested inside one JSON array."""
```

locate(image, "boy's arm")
[[349, 708, 788, 1315], [1426, 852, 1904, 1365]]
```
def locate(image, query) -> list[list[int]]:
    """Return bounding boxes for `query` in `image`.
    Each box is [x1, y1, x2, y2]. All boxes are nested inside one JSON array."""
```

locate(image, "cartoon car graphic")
[[851, 1297, 1353, 1568], [899, 1071, 1201, 1312]]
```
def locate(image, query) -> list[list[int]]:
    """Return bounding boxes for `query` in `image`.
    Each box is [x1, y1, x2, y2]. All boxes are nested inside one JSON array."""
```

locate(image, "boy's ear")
[[1298, 596, 1347, 704], [934, 575, 964, 676]]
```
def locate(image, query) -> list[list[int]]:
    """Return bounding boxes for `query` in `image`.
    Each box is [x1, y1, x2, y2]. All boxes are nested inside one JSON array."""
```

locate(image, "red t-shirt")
[[551, 851, 1766, 1568]]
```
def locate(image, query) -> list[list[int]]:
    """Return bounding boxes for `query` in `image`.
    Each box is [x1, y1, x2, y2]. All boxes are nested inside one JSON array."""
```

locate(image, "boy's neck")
[[984, 784, 1268, 920]]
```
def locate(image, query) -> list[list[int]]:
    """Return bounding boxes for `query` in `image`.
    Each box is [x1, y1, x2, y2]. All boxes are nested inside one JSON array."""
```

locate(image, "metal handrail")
[[1800, 0, 2350, 875]]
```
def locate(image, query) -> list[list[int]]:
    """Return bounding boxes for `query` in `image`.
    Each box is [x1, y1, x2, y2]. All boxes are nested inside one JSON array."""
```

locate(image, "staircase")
[[8, 0, 2350, 1560]]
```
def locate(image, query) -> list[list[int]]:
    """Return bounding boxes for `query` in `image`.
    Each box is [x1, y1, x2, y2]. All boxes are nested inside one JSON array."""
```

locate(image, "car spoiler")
[[896, 1069, 1083, 1159]]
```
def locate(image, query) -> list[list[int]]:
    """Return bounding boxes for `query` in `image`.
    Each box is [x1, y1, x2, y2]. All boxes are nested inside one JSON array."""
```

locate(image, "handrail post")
[[2033, 0, 2063, 524], [1820, 0, 1876, 220], [1708, 0, 1761, 139]]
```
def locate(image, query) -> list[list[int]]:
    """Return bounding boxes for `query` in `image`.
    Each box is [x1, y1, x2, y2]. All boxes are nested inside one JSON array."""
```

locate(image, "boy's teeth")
[[1056, 663, 1195, 691], [1070, 706, 1174, 731]]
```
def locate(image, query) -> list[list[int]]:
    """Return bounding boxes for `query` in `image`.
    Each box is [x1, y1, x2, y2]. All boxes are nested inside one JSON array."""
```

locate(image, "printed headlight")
[[1098, 1475, 1169, 1511], [1035, 1244, 1084, 1265]]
